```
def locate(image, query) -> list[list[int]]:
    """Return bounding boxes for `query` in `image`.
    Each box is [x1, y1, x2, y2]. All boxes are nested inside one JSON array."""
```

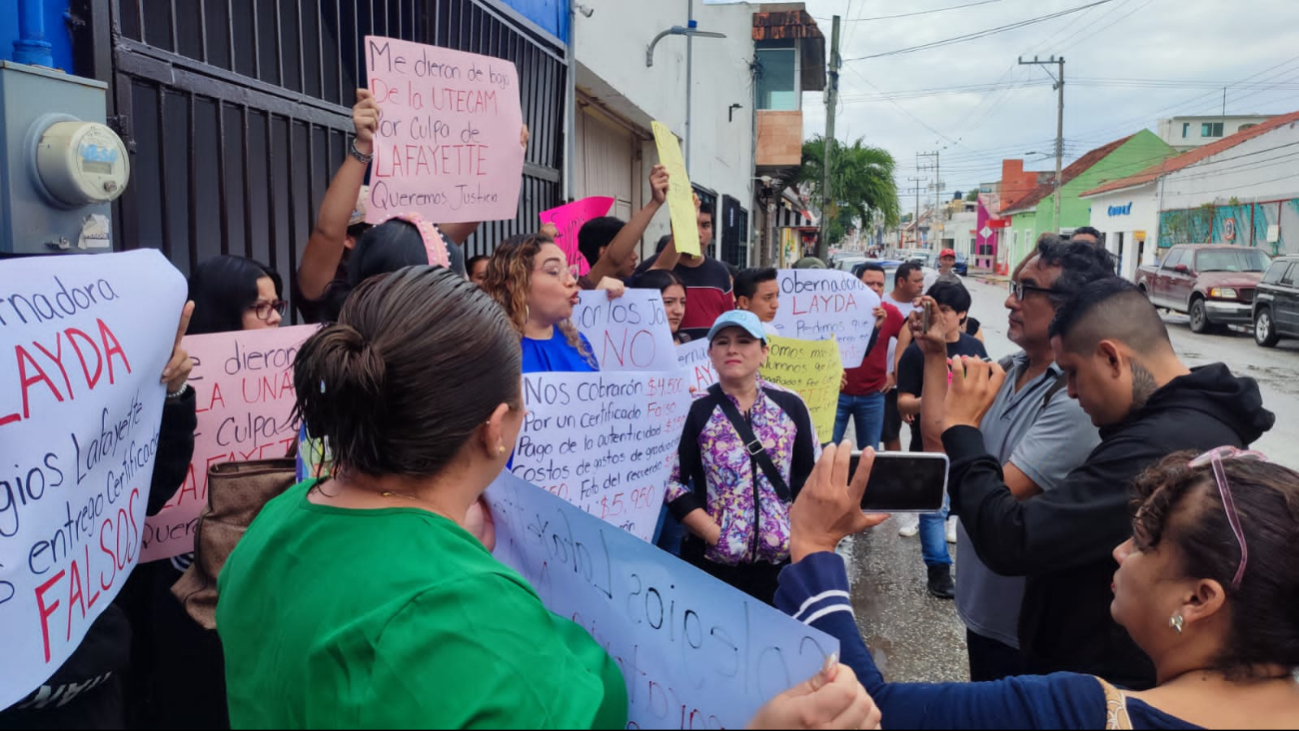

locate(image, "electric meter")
[[34, 121, 131, 208]]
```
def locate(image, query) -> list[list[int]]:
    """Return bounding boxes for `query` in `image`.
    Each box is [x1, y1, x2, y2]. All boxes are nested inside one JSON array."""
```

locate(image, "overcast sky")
[[797, 0, 1299, 202]]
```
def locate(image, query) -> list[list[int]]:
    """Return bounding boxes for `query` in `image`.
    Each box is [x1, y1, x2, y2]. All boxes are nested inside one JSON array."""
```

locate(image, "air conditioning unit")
[[0, 61, 130, 256]]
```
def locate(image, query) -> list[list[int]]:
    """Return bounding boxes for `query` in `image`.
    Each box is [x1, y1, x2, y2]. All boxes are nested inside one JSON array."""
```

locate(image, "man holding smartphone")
[[914, 236, 1107, 681], [895, 281, 987, 599]]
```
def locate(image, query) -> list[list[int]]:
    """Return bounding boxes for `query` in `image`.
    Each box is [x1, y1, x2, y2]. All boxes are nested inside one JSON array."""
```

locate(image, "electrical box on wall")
[[0, 61, 130, 256]]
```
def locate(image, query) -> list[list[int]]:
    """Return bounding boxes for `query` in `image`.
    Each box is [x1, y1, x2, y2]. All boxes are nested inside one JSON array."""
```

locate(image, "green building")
[[1002, 130, 1177, 265]]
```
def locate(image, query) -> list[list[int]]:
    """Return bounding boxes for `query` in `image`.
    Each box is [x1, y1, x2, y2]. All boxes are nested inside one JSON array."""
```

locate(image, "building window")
[[1201, 122, 1224, 138], [1182, 122, 1190, 138], [756, 45, 799, 111]]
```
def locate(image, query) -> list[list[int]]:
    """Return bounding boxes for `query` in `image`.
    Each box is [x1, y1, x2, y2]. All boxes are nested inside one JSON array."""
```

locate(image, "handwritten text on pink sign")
[[365, 36, 525, 224], [140, 326, 315, 561]]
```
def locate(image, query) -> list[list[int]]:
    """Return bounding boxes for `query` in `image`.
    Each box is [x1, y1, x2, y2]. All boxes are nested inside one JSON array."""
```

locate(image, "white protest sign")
[[771, 269, 881, 369], [675, 339, 716, 393], [140, 325, 316, 561], [573, 290, 677, 372], [488, 471, 839, 730], [512, 371, 689, 541], [0, 250, 186, 709]]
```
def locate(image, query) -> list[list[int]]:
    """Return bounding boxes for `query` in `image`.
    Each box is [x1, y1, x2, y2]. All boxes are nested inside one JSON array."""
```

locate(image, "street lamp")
[[645, 17, 727, 173]]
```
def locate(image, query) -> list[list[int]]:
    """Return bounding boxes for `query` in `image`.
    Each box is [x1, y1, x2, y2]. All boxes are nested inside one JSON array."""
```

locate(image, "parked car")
[[1135, 244, 1271, 334], [1253, 255, 1299, 348], [954, 252, 969, 276], [834, 256, 869, 272]]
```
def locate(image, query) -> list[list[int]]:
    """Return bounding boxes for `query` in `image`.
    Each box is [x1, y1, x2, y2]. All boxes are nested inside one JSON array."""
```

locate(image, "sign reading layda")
[[488, 472, 838, 729], [0, 251, 186, 709], [512, 371, 689, 541], [771, 269, 881, 369], [365, 36, 525, 224], [140, 325, 316, 562]]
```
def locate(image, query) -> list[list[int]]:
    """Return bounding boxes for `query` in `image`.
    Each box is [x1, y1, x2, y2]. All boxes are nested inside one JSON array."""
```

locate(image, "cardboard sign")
[[573, 291, 677, 372], [539, 197, 615, 277], [365, 36, 525, 224], [651, 122, 701, 257], [140, 325, 316, 561], [675, 339, 717, 394], [511, 371, 690, 541], [0, 250, 186, 709], [488, 471, 839, 729], [771, 270, 881, 369], [762, 336, 843, 444]]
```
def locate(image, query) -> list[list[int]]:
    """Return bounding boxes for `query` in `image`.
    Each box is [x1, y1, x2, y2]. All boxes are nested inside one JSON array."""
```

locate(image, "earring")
[[1169, 614, 1184, 635], [498, 445, 507, 455]]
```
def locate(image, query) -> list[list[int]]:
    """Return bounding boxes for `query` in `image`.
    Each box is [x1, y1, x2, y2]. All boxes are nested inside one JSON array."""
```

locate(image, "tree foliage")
[[782, 136, 900, 246]]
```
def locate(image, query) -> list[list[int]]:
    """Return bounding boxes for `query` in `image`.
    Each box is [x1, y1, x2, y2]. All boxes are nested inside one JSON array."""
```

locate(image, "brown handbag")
[[171, 458, 298, 629]]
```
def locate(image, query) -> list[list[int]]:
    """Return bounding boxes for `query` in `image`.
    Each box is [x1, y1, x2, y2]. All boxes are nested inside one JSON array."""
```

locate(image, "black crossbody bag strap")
[[707, 384, 793, 503]]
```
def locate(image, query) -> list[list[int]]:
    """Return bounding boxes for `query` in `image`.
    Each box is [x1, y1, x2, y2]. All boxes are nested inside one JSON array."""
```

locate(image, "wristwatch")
[[349, 138, 373, 165]]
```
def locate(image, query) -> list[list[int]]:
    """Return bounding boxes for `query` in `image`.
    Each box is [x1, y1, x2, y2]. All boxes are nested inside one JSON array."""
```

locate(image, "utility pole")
[[906, 176, 926, 248], [918, 151, 942, 250], [817, 14, 841, 261], [1020, 55, 1065, 233]]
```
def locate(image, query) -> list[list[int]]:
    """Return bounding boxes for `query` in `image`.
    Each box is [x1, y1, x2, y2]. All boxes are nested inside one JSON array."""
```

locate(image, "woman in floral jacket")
[[667, 311, 818, 604]]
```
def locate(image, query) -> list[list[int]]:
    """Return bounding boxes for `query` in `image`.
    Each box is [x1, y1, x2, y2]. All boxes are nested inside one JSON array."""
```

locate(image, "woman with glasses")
[[482, 233, 600, 373], [188, 255, 286, 332], [780, 442, 1299, 729]]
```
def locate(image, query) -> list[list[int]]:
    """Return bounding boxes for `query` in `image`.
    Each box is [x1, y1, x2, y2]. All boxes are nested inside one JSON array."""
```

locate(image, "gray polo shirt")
[[955, 352, 1101, 648]]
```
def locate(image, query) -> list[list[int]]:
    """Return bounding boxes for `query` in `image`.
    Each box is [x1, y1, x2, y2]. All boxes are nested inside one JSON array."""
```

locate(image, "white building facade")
[[1083, 184, 1160, 281], [1157, 114, 1276, 152], [571, 1, 759, 262]]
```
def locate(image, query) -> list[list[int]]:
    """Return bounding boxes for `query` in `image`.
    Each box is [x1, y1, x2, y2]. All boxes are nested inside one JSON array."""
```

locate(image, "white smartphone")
[[848, 451, 950, 513]]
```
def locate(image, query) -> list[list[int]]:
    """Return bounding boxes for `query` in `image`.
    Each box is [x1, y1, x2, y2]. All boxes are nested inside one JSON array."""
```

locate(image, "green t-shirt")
[[217, 480, 628, 729]]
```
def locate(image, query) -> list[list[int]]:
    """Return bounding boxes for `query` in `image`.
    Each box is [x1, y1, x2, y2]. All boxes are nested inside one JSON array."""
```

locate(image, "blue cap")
[[706, 310, 767, 343]]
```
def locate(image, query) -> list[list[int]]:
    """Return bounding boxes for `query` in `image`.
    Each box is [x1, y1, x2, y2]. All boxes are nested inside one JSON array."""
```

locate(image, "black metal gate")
[[70, 0, 566, 319]]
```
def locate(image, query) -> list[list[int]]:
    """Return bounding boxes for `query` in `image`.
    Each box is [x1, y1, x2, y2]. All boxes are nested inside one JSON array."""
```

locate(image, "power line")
[[845, 0, 1118, 61], [821, 0, 1010, 22]]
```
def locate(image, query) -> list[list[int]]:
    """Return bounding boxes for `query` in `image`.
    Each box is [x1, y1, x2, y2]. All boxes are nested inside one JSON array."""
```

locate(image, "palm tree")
[[783, 136, 900, 254]]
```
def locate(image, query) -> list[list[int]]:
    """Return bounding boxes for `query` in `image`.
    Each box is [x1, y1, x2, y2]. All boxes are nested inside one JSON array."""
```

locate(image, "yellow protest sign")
[[761, 334, 843, 443], [651, 121, 701, 257]]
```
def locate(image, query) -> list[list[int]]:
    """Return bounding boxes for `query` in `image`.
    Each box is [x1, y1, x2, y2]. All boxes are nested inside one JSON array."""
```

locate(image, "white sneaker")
[[946, 517, 958, 545], [897, 514, 920, 537]]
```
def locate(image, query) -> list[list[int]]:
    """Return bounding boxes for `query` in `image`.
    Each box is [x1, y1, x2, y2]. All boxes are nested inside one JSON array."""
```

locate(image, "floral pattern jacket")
[[667, 382, 818, 566]]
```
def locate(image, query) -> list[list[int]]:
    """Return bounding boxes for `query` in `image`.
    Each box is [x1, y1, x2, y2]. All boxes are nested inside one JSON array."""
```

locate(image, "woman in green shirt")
[[216, 266, 878, 730]]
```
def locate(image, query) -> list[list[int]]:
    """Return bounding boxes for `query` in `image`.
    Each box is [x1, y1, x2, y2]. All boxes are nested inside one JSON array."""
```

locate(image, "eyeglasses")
[[1008, 280, 1059, 301], [248, 300, 287, 321], [1187, 446, 1267, 591]]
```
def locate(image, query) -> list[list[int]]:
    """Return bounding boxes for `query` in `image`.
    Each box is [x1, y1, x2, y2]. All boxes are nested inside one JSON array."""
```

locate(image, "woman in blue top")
[[483, 234, 600, 373], [775, 442, 1299, 729]]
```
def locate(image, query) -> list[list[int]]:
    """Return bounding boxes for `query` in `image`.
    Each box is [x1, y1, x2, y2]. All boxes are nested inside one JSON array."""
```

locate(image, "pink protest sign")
[[140, 325, 316, 561], [539, 197, 615, 276], [364, 36, 525, 224]]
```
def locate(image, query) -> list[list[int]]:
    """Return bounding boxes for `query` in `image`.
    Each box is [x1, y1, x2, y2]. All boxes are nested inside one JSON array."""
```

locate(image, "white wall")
[[572, 1, 757, 253], [1157, 115, 1276, 150], [1087, 184, 1160, 281], [1158, 118, 1299, 210]]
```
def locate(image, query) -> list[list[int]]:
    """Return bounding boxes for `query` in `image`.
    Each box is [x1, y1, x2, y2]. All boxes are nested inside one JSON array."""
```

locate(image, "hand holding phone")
[[848, 451, 949, 513]]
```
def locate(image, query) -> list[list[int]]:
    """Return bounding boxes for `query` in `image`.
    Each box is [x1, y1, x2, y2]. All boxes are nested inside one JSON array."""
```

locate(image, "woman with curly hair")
[[482, 233, 599, 373]]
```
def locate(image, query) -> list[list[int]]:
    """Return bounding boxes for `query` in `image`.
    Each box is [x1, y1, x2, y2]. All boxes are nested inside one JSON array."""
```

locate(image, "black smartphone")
[[848, 451, 949, 513], [921, 301, 934, 333]]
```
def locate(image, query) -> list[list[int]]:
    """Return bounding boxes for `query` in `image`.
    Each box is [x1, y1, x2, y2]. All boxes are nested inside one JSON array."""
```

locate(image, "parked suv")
[[1135, 244, 1271, 334], [1253, 255, 1299, 347]]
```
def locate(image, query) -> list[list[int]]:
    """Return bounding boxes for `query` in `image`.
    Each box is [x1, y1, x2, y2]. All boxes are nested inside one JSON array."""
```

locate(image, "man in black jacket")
[[940, 277, 1275, 689]]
